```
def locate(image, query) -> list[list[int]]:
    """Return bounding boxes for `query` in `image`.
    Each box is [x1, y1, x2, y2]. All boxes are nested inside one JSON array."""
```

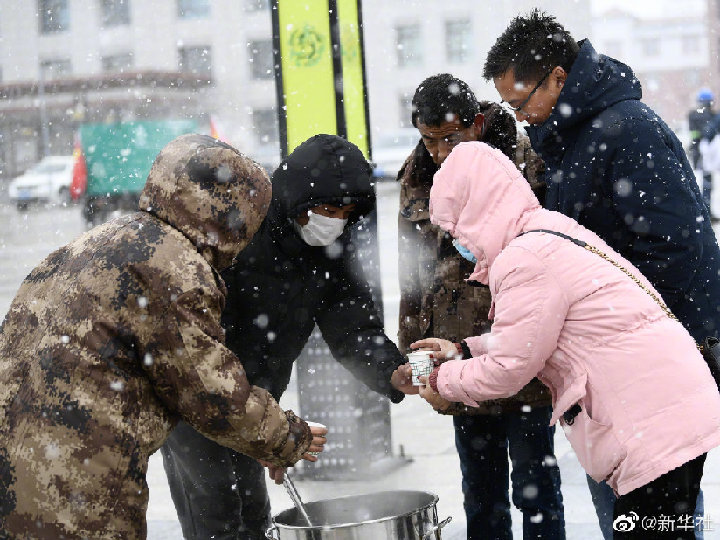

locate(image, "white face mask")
[[294, 211, 348, 246]]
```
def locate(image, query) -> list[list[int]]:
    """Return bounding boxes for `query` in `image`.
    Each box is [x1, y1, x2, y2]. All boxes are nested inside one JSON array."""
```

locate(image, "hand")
[[391, 363, 419, 394], [410, 338, 461, 363], [301, 424, 328, 462], [418, 375, 452, 412], [258, 460, 287, 485]]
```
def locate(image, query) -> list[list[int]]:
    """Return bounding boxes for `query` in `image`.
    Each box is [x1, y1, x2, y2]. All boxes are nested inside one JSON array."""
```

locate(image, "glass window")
[[249, 40, 274, 80], [398, 93, 412, 127], [101, 0, 130, 27], [445, 19, 471, 64], [39, 0, 70, 33], [177, 0, 210, 19], [101, 52, 134, 73], [682, 35, 700, 54], [245, 0, 270, 11], [40, 58, 72, 79], [252, 108, 279, 144], [395, 24, 422, 68], [179, 46, 212, 79], [604, 40, 623, 60], [641, 38, 660, 57]]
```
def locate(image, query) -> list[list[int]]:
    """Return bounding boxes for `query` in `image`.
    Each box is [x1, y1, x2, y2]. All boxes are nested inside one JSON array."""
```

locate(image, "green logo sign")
[[288, 25, 326, 67]]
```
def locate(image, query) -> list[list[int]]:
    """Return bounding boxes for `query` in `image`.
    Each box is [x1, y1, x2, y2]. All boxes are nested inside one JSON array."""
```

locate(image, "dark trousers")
[[613, 453, 706, 539], [161, 421, 271, 540], [453, 405, 565, 540], [586, 475, 704, 539]]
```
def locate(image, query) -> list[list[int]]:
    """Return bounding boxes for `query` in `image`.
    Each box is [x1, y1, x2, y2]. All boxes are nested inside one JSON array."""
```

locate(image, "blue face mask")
[[452, 238, 477, 264]]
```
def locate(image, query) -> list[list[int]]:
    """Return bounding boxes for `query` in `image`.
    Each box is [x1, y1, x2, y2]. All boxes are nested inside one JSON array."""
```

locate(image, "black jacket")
[[527, 40, 720, 342], [221, 134, 405, 402]]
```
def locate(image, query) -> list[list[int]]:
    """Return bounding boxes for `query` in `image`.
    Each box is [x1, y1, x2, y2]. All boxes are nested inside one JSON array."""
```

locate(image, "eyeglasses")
[[502, 69, 553, 113]]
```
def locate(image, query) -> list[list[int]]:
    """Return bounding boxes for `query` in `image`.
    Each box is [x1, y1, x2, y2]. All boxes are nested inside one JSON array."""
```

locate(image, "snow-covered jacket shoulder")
[[0, 135, 311, 539], [429, 141, 720, 496]]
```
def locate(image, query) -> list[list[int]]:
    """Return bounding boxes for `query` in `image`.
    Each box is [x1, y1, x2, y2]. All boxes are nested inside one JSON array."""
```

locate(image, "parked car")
[[8, 156, 75, 210], [370, 128, 419, 180]]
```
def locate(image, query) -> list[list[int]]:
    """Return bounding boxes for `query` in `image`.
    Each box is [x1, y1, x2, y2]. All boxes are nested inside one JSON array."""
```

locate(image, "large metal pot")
[[265, 490, 451, 540]]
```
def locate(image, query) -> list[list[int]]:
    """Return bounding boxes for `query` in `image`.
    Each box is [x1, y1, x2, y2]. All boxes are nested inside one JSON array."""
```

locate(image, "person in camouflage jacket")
[[398, 74, 564, 539], [0, 134, 321, 539]]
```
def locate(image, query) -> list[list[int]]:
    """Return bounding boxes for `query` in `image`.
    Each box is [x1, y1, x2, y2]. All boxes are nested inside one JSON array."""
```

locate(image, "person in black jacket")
[[485, 9, 720, 540], [160, 134, 411, 539]]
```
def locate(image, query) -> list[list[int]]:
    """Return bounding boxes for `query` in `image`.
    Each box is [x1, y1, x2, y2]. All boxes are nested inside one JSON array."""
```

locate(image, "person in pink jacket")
[[413, 140, 720, 538]]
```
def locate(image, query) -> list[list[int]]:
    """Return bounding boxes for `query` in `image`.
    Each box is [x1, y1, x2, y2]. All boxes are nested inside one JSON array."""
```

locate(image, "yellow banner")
[[337, 0, 369, 158], [276, 1, 336, 154], [274, 0, 370, 159]]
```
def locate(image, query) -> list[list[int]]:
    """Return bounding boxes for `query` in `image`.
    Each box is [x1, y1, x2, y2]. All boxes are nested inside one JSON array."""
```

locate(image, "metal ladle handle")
[[422, 516, 452, 539], [282, 472, 314, 527]]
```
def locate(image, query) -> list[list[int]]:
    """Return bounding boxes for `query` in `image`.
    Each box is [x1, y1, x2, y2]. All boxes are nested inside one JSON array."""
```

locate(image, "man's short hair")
[[411, 73, 479, 128], [483, 9, 579, 83]]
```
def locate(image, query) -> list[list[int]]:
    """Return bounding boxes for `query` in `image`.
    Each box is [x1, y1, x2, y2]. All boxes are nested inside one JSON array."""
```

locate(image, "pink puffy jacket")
[[429, 141, 720, 496]]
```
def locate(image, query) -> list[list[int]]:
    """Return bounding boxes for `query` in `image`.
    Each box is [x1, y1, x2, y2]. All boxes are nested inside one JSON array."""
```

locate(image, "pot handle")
[[265, 525, 279, 540], [422, 516, 452, 539]]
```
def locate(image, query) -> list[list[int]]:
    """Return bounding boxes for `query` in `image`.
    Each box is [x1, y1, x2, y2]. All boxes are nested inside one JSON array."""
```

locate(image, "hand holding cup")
[[410, 337, 461, 363], [302, 420, 328, 462]]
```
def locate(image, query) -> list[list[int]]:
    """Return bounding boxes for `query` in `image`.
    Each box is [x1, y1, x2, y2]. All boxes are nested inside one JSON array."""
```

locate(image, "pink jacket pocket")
[[560, 404, 627, 482]]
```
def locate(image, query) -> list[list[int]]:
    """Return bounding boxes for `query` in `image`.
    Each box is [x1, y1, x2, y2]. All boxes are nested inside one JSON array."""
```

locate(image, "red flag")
[[209, 115, 228, 143], [70, 133, 87, 201]]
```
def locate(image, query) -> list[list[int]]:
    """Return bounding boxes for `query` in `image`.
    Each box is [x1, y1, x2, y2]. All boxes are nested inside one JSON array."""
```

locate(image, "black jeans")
[[613, 453, 706, 539], [161, 421, 271, 540], [454, 406, 565, 540]]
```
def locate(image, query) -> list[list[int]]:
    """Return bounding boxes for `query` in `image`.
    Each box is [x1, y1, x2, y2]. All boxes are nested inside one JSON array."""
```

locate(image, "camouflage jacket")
[[397, 124, 551, 414], [0, 135, 312, 539]]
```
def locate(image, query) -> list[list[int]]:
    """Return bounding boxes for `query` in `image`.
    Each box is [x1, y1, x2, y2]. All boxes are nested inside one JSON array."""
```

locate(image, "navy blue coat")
[[527, 40, 720, 341]]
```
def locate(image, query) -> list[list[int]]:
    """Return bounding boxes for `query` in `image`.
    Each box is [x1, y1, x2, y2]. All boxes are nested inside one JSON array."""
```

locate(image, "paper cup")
[[408, 350, 434, 386]]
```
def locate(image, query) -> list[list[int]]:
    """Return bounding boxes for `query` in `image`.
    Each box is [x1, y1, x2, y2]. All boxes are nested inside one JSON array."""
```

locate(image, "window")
[[39, 0, 69, 33], [179, 46, 212, 79], [40, 58, 72, 79], [445, 19, 471, 64], [177, 0, 210, 19], [395, 24, 422, 68], [604, 40, 623, 60], [101, 0, 130, 27], [101, 52, 134, 73], [248, 40, 274, 80], [252, 108, 279, 144], [245, 0, 269, 11], [682, 35, 700, 54], [398, 93, 413, 127], [641, 38, 660, 57]]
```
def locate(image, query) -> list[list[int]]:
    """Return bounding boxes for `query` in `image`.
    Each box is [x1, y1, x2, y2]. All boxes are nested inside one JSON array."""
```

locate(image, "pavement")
[[144, 181, 720, 539]]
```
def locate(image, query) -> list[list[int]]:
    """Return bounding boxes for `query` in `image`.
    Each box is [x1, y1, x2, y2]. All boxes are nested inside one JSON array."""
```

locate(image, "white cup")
[[407, 350, 435, 386]]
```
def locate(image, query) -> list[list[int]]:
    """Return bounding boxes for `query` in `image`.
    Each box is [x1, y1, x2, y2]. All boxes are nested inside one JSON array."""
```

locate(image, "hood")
[[527, 39, 642, 150], [270, 134, 375, 223], [138, 134, 271, 272], [429, 141, 540, 284]]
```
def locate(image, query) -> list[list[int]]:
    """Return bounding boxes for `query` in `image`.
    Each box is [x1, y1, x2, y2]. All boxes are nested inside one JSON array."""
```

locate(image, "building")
[[592, 0, 716, 141], [0, 0, 592, 180]]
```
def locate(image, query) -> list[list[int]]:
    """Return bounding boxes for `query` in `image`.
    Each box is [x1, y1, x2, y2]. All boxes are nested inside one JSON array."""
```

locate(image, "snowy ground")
[[2, 180, 720, 538]]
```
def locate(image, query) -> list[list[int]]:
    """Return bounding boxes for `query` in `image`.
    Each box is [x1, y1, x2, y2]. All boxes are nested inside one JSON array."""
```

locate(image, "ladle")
[[282, 472, 313, 527]]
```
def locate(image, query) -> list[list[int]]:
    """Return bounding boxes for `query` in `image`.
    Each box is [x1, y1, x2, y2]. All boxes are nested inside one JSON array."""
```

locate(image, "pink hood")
[[430, 142, 540, 284]]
